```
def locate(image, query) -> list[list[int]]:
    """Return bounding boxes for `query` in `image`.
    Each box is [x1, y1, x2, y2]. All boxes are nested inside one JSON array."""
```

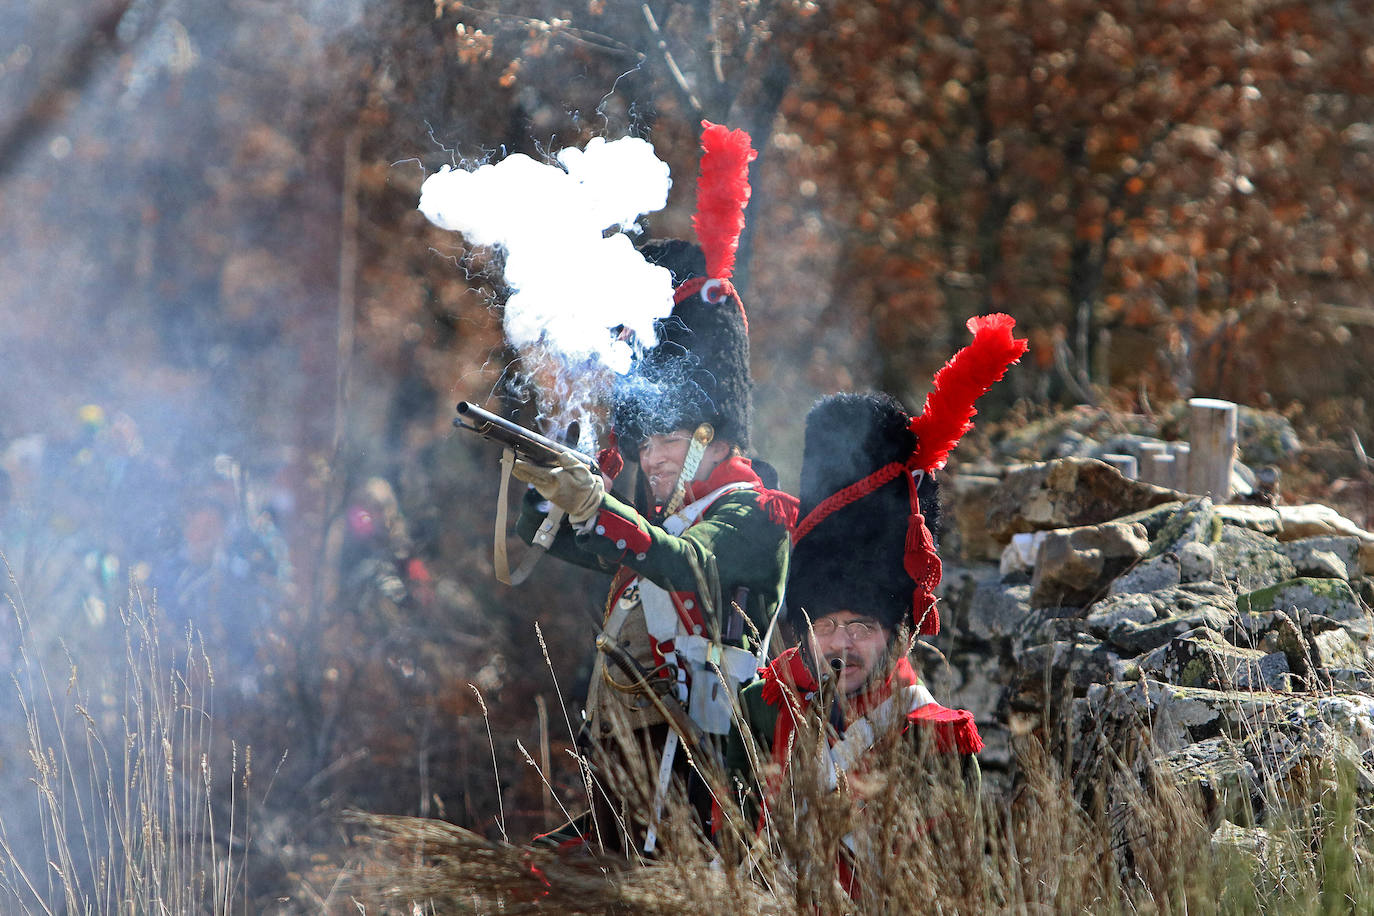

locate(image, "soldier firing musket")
[[435, 123, 797, 857]]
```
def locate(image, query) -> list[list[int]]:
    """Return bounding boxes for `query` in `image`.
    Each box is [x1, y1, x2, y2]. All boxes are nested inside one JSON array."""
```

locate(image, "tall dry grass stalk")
[[0, 555, 252, 914], [353, 645, 1374, 915], [351, 680, 1087, 912]]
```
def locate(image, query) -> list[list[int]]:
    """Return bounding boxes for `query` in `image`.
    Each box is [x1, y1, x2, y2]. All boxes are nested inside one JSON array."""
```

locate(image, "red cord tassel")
[[904, 478, 942, 636]]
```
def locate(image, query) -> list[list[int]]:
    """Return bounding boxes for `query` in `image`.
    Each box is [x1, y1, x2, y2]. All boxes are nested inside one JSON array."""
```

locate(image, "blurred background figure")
[[151, 455, 293, 695], [323, 475, 435, 628]]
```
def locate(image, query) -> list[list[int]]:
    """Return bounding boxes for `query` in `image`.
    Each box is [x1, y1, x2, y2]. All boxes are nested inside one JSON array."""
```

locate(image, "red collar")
[[683, 455, 761, 503], [759, 646, 918, 724]]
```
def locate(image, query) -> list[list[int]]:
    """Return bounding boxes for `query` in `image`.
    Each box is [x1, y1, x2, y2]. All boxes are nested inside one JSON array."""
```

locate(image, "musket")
[[454, 401, 598, 472]]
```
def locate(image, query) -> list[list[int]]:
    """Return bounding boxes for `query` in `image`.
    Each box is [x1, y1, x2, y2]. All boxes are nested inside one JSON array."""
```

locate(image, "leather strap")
[[643, 730, 679, 853], [494, 448, 564, 586], [584, 574, 637, 734]]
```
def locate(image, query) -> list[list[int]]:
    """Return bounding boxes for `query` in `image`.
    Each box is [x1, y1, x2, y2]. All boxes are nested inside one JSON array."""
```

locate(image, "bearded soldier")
[[725, 317, 1027, 898], [513, 124, 797, 854]]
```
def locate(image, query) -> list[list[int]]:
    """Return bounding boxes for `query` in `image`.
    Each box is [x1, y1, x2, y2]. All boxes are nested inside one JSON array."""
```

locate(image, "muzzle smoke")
[[419, 137, 675, 448]]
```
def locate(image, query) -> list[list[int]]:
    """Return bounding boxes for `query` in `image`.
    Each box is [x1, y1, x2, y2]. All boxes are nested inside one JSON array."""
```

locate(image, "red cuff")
[[592, 509, 652, 556]]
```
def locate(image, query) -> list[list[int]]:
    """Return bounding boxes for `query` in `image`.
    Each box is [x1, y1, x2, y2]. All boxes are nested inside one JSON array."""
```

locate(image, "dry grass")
[[346, 687, 1131, 913], [350, 658, 1374, 915], [0, 554, 252, 915], [4, 542, 1373, 914]]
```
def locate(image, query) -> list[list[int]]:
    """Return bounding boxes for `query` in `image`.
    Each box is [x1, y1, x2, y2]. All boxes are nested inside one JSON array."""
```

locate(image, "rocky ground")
[[933, 407, 1374, 859]]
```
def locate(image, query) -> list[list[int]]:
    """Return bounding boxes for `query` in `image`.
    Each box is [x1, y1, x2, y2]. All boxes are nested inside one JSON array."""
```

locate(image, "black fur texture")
[[787, 392, 939, 632], [612, 239, 752, 453]]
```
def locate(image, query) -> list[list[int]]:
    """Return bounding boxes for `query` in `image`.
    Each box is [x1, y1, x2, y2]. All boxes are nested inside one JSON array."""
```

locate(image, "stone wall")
[[936, 456, 1374, 845]]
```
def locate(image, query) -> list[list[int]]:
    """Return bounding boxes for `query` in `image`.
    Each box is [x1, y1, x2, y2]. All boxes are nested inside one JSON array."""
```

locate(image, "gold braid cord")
[[603, 665, 673, 697], [664, 423, 714, 516]]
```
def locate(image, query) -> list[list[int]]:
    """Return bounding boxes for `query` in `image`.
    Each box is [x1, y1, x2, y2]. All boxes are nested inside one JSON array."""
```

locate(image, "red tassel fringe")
[[692, 121, 757, 281], [757, 488, 800, 532], [759, 647, 815, 710], [908, 313, 1029, 472], [760, 675, 785, 709], [596, 430, 623, 480], [908, 704, 985, 755]]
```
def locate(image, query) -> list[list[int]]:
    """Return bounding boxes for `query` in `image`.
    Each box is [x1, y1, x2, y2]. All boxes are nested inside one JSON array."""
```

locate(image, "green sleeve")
[[725, 681, 774, 782], [514, 486, 616, 574], [725, 681, 779, 826], [573, 490, 790, 629]]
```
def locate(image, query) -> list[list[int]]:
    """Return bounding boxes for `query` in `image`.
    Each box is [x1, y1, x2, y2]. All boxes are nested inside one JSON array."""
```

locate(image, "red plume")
[[692, 121, 757, 280], [908, 313, 1029, 472]]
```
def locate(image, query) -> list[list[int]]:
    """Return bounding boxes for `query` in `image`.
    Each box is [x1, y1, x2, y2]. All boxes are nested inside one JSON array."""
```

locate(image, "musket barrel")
[[454, 401, 597, 470]]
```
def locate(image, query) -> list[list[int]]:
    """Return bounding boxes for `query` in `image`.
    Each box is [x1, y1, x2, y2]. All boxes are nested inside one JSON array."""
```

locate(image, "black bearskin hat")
[[787, 316, 1029, 637], [786, 392, 939, 634], [611, 238, 752, 454]]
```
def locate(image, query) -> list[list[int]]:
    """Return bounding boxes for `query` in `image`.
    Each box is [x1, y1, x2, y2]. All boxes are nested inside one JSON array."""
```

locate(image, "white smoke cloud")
[[418, 136, 674, 377]]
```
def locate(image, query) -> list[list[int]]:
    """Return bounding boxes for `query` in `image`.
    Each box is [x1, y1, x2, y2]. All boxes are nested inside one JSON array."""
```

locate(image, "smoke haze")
[[418, 136, 676, 440]]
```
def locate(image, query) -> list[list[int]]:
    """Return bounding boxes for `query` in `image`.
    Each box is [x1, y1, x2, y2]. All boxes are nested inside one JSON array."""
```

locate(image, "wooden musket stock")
[[595, 634, 704, 746]]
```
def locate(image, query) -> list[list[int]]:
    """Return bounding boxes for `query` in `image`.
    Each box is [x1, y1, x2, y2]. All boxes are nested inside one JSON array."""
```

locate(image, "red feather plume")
[[908, 313, 1029, 471], [692, 121, 757, 280]]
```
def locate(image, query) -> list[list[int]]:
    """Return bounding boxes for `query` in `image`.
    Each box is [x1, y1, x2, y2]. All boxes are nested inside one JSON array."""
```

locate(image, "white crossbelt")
[[824, 683, 937, 790]]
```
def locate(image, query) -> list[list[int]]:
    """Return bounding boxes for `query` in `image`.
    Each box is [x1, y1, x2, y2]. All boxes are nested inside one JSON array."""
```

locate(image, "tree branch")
[[0, 0, 144, 180], [641, 2, 704, 118]]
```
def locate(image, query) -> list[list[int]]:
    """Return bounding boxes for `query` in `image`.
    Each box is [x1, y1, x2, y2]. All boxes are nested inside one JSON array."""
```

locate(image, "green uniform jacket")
[[724, 678, 780, 823], [725, 678, 780, 784], [515, 465, 792, 641]]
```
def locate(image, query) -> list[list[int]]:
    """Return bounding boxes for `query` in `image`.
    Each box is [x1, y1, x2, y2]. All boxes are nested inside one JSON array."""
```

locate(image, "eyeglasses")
[[809, 618, 881, 639]]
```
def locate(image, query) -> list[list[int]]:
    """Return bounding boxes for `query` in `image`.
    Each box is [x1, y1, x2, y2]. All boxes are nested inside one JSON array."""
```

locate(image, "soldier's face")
[[637, 430, 693, 503], [808, 610, 891, 698]]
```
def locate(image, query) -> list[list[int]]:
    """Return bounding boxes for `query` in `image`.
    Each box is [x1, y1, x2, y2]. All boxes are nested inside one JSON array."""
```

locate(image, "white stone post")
[[1137, 441, 1168, 487], [1187, 398, 1238, 499], [1170, 443, 1191, 493]]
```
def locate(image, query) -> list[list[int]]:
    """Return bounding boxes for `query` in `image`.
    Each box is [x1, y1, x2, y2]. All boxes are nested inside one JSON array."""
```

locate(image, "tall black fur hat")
[[786, 393, 940, 634], [611, 123, 757, 458], [787, 316, 1030, 637], [611, 238, 752, 453]]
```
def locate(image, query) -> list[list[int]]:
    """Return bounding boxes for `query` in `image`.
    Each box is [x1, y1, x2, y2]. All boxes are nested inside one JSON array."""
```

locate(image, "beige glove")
[[512, 453, 605, 524]]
